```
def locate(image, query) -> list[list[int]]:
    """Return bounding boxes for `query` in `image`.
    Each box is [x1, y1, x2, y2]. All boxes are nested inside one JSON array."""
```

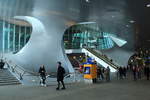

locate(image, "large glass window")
[[15, 25, 19, 52], [0, 21, 3, 51], [20, 26, 25, 49], [0, 20, 32, 54], [63, 24, 115, 50]]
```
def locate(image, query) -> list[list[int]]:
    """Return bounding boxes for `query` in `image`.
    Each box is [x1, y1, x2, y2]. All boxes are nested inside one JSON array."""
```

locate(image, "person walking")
[[119, 67, 123, 79], [56, 62, 66, 90], [38, 65, 47, 87], [132, 66, 137, 81], [145, 65, 150, 80], [99, 67, 104, 80], [137, 67, 142, 79], [105, 66, 110, 82], [123, 67, 127, 79]]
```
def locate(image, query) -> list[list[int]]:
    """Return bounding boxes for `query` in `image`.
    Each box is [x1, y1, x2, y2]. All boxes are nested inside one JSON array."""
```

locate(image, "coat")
[[57, 66, 65, 81], [39, 67, 46, 77]]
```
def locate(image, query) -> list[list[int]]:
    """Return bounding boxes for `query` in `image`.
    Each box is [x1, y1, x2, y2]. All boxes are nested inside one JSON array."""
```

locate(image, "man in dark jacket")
[[56, 62, 66, 90]]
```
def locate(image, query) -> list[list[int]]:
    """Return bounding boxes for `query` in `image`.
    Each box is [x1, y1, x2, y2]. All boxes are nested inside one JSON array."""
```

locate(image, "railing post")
[[6, 63, 10, 68], [12, 67, 15, 72], [74, 72, 76, 82], [19, 73, 23, 80]]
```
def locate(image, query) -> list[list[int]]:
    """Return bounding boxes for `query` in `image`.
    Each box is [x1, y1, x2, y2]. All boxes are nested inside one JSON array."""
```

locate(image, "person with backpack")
[[56, 61, 66, 90]]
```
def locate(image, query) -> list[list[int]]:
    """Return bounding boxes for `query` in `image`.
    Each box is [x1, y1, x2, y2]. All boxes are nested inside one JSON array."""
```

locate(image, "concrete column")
[[2, 20, 5, 53], [7, 23, 10, 52], [13, 25, 16, 52], [18, 26, 21, 50]]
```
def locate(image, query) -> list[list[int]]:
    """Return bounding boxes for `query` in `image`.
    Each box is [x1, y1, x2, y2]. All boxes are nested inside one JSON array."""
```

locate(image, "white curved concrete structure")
[[7, 16, 74, 73]]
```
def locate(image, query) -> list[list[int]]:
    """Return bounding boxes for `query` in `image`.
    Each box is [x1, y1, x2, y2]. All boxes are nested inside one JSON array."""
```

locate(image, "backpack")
[[62, 67, 66, 74]]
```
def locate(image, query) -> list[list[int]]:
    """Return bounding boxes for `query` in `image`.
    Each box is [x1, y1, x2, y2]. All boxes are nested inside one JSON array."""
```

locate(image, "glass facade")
[[0, 20, 32, 53], [63, 24, 114, 50]]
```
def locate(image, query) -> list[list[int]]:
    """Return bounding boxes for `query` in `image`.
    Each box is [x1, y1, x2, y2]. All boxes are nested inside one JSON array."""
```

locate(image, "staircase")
[[0, 69, 21, 86]]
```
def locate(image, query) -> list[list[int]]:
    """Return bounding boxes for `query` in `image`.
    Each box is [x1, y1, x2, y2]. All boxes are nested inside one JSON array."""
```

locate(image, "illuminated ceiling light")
[[129, 20, 135, 23], [65, 21, 76, 27], [146, 4, 150, 7], [85, 0, 90, 3], [126, 25, 129, 27], [78, 22, 96, 24], [111, 15, 115, 18]]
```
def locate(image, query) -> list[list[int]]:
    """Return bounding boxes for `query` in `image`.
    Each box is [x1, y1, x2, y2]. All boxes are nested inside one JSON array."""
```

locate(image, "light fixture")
[[146, 4, 150, 7], [111, 15, 115, 18], [85, 0, 90, 3], [126, 25, 129, 27], [78, 22, 96, 24], [129, 20, 135, 23]]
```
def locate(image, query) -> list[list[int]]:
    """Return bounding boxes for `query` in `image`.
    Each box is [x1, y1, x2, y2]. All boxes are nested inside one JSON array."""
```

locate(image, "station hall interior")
[[0, 0, 150, 100]]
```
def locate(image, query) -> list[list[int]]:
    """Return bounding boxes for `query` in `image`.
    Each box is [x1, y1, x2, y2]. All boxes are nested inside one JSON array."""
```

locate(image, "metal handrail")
[[94, 49, 120, 66], [4, 58, 75, 81], [4, 58, 39, 80]]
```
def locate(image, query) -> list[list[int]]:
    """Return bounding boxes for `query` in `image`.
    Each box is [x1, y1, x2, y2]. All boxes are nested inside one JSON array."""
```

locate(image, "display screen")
[[84, 67, 90, 74]]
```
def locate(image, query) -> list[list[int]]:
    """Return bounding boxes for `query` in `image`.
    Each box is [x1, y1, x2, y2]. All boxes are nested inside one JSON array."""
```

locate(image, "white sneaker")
[[41, 83, 44, 86], [44, 84, 47, 87]]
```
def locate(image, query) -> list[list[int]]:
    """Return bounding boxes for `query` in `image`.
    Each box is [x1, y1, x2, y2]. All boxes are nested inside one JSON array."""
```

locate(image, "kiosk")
[[83, 58, 97, 83]]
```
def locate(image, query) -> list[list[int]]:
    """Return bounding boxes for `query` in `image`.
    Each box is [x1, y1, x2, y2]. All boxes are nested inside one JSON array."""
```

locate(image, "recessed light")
[[129, 20, 135, 23], [146, 4, 150, 7], [85, 0, 90, 3], [111, 15, 115, 18], [126, 25, 129, 27]]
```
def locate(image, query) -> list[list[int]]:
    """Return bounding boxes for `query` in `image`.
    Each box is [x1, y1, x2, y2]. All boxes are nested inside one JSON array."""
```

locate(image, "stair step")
[[0, 81, 20, 83], [0, 77, 17, 79], [0, 69, 21, 86], [0, 79, 18, 81], [0, 82, 21, 86], [0, 78, 18, 80], [0, 75, 16, 77]]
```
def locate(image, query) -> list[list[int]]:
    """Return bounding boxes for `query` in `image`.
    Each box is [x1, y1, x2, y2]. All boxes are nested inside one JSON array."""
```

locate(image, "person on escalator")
[[39, 65, 47, 87]]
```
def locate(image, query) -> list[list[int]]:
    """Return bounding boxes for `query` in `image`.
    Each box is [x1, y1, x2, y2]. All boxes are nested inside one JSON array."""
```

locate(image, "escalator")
[[82, 48, 118, 72]]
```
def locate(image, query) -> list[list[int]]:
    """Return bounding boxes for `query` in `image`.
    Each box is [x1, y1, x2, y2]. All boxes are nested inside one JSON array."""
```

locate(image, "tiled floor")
[[0, 78, 150, 100]]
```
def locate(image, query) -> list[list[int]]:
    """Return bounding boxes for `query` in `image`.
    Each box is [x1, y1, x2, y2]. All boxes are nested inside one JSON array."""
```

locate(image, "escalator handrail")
[[84, 48, 118, 69]]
